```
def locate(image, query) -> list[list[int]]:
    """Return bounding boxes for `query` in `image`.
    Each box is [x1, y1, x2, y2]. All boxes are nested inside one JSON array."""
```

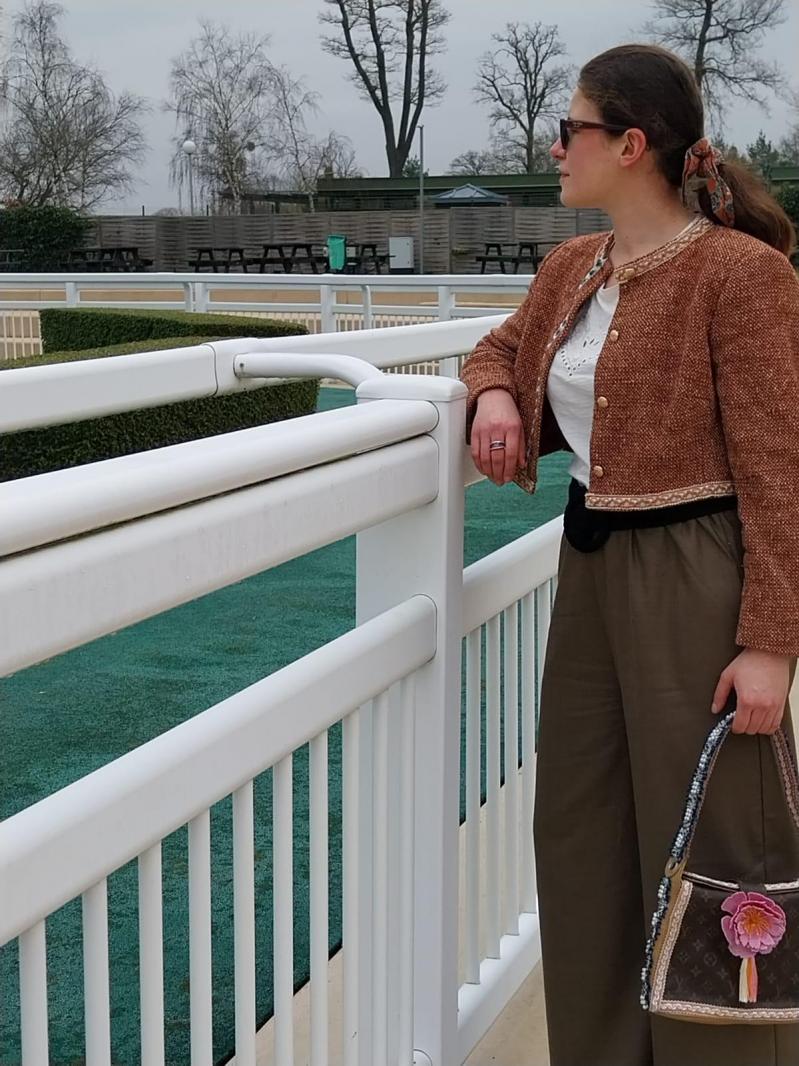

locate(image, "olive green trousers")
[[533, 509, 799, 1066]]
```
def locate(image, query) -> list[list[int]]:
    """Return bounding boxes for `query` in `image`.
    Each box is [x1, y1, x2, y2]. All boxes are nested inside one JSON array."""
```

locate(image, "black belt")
[[564, 478, 737, 553]]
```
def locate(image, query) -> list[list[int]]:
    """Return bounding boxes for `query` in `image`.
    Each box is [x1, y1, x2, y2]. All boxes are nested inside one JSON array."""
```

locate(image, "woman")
[[460, 44, 799, 1066]]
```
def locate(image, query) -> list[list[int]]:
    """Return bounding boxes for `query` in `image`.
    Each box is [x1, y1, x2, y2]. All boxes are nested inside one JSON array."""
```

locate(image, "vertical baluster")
[[139, 844, 165, 1066], [342, 709, 360, 1066], [274, 754, 294, 1066], [486, 613, 501, 958], [520, 591, 537, 913], [233, 782, 256, 1066], [503, 602, 519, 935], [83, 879, 111, 1066], [372, 690, 390, 1066], [397, 675, 416, 1064], [464, 628, 481, 983], [189, 810, 213, 1066], [19, 921, 48, 1066], [310, 732, 329, 1066]]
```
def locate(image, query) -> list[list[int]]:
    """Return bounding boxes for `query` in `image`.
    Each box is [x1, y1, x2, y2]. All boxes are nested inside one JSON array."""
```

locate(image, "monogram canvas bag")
[[641, 710, 799, 1024]]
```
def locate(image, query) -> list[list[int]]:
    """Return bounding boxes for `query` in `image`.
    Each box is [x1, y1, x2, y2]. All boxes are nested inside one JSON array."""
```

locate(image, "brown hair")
[[578, 44, 796, 258]]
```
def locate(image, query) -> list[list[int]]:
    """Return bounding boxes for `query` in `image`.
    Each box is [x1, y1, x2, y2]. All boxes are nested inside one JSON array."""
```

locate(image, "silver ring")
[[489, 441, 506, 451]]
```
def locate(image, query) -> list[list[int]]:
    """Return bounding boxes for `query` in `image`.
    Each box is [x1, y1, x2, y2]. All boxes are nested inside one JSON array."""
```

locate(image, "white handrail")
[[0, 271, 533, 290], [0, 319, 503, 432], [0, 399, 438, 557]]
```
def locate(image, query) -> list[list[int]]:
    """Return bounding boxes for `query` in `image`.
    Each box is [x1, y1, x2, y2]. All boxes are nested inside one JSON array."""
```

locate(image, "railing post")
[[65, 281, 78, 308], [184, 283, 194, 312], [355, 373, 466, 1066], [360, 285, 373, 330], [437, 285, 455, 322], [194, 282, 209, 314], [320, 284, 335, 333], [436, 287, 461, 379]]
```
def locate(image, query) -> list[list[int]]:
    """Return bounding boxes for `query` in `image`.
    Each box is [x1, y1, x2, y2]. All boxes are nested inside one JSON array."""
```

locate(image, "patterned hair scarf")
[[681, 137, 735, 227]]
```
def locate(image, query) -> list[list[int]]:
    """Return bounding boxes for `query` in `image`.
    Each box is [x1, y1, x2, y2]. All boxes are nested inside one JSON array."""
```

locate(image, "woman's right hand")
[[471, 389, 526, 486]]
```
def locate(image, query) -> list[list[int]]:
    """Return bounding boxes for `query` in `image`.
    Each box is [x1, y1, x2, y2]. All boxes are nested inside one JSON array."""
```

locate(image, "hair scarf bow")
[[681, 137, 735, 227]]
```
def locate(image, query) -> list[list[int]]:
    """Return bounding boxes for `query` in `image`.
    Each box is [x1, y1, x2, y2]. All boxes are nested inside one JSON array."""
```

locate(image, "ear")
[[619, 128, 649, 168]]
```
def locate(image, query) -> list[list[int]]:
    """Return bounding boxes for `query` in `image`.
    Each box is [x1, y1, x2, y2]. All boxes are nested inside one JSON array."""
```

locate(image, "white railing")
[[0, 273, 530, 362], [0, 317, 506, 433], [0, 330, 560, 1066]]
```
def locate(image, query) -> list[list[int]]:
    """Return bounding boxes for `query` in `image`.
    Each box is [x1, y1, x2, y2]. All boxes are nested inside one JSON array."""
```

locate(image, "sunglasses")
[[559, 118, 630, 150]]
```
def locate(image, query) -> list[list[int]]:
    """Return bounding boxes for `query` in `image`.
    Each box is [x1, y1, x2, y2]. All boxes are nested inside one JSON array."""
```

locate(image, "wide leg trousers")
[[533, 508, 799, 1066]]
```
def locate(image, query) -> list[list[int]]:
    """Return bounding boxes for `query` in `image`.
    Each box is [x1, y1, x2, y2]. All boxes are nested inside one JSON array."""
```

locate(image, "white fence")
[[0, 321, 560, 1066], [0, 272, 530, 363]]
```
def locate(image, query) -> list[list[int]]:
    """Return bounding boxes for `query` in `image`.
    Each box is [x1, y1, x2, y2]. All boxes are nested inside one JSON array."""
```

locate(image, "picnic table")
[[248, 243, 330, 274], [338, 242, 391, 274], [188, 243, 330, 274], [186, 241, 391, 274], [475, 241, 556, 274], [188, 246, 250, 273], [69, 246, 153, 272]]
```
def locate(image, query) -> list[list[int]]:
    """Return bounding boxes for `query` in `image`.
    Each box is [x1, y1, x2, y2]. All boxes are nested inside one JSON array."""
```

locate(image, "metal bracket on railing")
[[233, 351, 384, 388]]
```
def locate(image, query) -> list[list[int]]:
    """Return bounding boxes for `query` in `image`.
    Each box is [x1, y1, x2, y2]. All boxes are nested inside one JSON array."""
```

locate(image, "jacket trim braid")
[[586, 480, 737, 512], [605, 215, 714, 285]]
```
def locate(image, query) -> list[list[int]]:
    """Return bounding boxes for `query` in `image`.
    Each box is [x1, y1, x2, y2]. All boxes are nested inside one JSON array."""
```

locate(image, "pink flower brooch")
[[721, 891, 787, 1003]]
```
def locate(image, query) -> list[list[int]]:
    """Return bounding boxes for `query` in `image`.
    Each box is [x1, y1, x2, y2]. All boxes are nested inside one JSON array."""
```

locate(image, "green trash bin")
[[326, 234, 346, 273]]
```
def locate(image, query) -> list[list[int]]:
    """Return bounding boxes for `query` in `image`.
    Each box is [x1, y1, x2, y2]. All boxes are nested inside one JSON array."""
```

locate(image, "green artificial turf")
[[0, 387, 570, 1065]]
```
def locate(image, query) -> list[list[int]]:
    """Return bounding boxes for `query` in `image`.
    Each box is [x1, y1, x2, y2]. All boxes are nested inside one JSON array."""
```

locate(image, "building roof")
[[432, 183, 510, 205]]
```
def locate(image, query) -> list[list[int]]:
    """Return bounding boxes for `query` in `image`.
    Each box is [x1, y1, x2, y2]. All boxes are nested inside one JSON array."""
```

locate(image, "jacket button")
[[593, 465, 605, 478], [596, 396, 609, 408], [608, 329, 619, 341]]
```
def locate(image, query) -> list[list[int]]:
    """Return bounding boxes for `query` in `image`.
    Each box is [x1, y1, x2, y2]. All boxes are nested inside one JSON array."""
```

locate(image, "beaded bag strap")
[[665, 711, 799, 876]]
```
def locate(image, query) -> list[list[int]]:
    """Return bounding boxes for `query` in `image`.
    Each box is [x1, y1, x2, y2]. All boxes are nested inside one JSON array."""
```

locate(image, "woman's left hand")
[[711, 648, 794, 734]]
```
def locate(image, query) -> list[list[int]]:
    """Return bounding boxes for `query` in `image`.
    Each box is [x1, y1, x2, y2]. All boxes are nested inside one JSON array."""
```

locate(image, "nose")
[[550, 138, 565, 161]]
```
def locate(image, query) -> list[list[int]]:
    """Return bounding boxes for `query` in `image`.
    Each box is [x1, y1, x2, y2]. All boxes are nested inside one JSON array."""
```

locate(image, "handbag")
[[641, 709, 799, 1024]]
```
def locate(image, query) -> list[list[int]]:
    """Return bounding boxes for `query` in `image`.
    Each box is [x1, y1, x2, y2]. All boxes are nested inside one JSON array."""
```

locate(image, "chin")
[[560, 186, 599, 211]]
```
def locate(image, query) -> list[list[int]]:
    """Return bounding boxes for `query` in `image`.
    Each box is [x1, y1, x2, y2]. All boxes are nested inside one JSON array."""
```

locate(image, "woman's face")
[[550, 88, 633, 211]]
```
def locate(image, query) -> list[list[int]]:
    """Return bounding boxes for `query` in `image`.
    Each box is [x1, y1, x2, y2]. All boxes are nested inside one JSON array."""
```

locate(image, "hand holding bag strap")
[[664, 711, 799, 876]]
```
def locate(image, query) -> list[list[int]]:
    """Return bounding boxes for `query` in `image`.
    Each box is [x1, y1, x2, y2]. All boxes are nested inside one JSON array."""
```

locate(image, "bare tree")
[[448, 149, 492, 176], [473, 22, 573, 175], [319, 0, 451, 177], [638, 0, 789, 134], [449, 130, 559, 176], [165, 21, 277, 213], [268, 65, 361, 210], [775, 85, 799, 165], [0, 0, 148, 210]]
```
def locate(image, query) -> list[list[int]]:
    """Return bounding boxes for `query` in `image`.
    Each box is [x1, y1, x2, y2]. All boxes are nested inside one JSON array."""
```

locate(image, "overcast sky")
[[5, 0, 797, 214]]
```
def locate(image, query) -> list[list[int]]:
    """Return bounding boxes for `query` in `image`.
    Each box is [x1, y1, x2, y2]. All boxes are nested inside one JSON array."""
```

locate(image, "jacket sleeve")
[[459, 243, 563, 442], [710, 248, 799, 657]]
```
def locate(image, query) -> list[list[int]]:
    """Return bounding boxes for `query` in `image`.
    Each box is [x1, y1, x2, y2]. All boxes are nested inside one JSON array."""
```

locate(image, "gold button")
[[596, 396, 609, 409], [593, 465, 605, 478], [608, 329, 619, 341]]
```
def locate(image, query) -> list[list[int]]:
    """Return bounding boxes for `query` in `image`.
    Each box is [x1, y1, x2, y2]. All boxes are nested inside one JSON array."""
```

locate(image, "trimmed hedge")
[[2, 322, 320, 481], [39, 308, 307, 352]]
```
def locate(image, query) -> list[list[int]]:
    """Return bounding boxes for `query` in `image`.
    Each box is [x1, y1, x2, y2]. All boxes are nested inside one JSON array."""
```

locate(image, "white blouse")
[[545, 280, 619, 488]]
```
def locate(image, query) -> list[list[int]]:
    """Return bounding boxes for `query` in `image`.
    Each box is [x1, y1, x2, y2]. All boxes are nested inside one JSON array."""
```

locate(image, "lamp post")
[[418, 123, 425, 275], [182, 138, 197, 216]]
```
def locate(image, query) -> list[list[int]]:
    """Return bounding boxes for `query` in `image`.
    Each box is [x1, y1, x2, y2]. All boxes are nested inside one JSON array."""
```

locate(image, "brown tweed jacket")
[[459, 217, 799, 656]]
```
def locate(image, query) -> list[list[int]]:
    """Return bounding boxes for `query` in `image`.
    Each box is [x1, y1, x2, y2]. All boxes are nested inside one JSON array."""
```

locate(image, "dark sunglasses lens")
[[560, 121, 569, 148]]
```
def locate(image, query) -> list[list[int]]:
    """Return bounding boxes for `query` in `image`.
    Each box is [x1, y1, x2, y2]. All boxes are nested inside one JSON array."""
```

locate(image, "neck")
[[607, 187, 698, 265]]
